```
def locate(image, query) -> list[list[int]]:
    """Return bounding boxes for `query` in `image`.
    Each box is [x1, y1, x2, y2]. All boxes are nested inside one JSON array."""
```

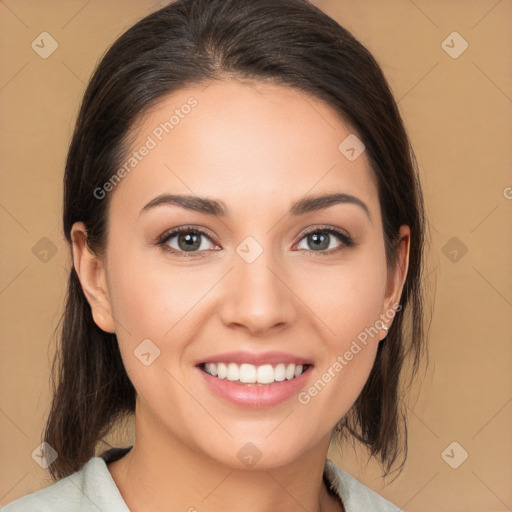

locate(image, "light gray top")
[[1, 446, 402, 511]]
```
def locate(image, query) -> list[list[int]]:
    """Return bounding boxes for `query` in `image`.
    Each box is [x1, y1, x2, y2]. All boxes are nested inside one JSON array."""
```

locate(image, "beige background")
[[1, 1, 511, 510]]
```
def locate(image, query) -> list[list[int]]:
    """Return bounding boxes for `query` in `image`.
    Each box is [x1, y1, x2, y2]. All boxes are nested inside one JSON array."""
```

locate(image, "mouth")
[[196, 360, 314, 408], [197, 362, 313, 386]]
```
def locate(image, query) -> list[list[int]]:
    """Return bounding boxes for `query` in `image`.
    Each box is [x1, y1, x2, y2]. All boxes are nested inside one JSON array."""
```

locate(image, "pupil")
[[310, 232, 328, 250], [179, 233, 200, 251]]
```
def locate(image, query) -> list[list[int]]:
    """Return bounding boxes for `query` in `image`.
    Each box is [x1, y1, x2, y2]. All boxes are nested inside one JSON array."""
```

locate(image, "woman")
[[2, 0, 429, 510]]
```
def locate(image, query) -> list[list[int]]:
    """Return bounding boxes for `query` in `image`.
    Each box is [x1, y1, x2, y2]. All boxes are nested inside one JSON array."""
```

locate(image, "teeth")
[[203, 362, 306, 384]]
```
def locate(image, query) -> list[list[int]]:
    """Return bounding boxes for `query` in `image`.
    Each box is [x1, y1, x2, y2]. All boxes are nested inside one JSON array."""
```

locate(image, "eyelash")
[[156, 225, 355, 258]]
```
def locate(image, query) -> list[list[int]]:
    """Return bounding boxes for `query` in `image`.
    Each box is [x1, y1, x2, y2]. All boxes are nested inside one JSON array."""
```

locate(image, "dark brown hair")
[[45, 0, 431, 482]]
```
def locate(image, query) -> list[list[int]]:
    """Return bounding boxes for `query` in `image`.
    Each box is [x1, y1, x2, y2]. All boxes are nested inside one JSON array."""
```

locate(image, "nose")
[[218, 246, 298, 336]]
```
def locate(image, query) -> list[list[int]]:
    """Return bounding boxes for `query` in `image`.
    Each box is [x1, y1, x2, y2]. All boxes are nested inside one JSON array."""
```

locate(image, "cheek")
[[298, 260, 386, 423], [105, 244, 219, 392], [106, 240, 202, 336], [302, 253, 387, 345], [105, 248, 197, 407]]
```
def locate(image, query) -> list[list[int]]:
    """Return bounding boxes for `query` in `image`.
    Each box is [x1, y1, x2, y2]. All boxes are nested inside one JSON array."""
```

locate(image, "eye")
[[156, 225, 355, 258], [295, 226, 354, 255], [157, 226, 218, 257]]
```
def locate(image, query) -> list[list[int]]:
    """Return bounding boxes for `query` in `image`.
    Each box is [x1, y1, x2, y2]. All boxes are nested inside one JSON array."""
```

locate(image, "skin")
[[71, 79, 410, 512]]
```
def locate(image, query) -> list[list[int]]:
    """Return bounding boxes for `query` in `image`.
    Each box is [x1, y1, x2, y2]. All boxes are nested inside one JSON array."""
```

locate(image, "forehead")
[[109, 79, 379, 222]]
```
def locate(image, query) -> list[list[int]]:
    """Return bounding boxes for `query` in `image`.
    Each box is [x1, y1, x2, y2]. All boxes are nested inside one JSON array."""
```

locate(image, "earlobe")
[[70, 222, 116, 334]]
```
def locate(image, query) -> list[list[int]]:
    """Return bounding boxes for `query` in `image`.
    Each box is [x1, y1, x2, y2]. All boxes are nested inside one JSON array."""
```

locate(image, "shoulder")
[[324, 459, 402, 512], [1, 449, 131, 512], [1, 458, 99, 512]]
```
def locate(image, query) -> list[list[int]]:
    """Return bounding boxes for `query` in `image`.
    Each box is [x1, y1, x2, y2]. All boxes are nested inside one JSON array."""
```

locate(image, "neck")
[[107, 411, 343, 512]]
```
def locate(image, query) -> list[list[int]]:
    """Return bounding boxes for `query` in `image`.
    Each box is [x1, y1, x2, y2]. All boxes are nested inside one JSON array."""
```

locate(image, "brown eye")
[[174, 231, 203, 252], [157, 227, 218, 256]]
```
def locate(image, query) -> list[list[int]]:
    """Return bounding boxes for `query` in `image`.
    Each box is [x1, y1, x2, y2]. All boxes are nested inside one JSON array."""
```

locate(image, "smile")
[[196, 362, 314, 408], [200, 362, 310, 385]]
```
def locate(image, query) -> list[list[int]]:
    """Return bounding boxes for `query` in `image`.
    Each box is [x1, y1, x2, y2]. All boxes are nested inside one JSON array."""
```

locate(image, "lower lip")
[[196, 365, 313, 408]]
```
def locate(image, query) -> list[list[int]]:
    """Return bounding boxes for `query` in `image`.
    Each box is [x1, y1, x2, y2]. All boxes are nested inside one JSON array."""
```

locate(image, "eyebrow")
[[139, 192, 371, 221]]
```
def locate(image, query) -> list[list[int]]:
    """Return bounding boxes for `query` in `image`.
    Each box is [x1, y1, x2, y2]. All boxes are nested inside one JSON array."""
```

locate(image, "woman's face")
[[73, 79, 409, 469]]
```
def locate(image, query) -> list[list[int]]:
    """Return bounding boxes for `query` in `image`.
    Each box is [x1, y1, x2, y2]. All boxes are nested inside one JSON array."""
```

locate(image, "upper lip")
[[195, 351, 314, 367]]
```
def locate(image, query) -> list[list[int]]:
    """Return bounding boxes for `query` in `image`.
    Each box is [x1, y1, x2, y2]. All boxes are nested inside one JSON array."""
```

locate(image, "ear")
[[70, 222, 116, 333], [379, 225, 410, 337]]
